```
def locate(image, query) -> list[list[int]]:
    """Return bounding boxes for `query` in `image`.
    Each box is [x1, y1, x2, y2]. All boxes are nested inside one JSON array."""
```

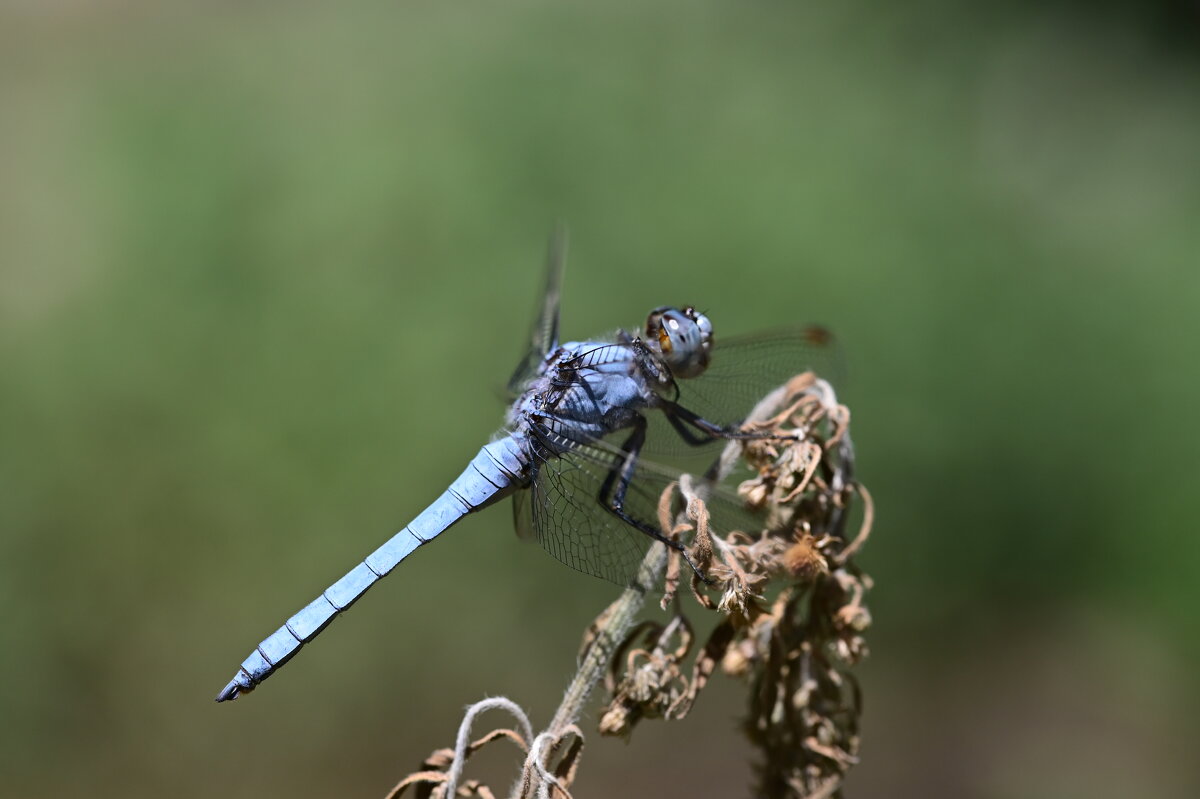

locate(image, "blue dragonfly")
[[216, 231, 837, 701]]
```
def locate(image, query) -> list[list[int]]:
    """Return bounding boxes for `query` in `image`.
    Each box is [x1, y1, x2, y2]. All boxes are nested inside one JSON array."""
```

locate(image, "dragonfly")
[[216, 231, 838, 701]]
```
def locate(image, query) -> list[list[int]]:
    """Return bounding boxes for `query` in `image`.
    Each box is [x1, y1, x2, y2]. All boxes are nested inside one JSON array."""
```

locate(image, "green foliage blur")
[[2, 2, 1197, 797]]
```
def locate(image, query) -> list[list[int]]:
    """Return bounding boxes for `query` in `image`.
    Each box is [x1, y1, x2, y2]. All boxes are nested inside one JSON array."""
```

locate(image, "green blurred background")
[[2, 1, 1198, 797]]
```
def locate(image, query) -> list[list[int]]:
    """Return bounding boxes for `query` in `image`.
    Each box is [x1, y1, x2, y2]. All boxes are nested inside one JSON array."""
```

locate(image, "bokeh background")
[[3, 1, 1198, 797]]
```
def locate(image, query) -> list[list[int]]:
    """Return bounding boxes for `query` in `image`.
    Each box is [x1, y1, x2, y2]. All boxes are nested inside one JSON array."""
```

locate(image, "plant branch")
[[548, 538, 669, 736]]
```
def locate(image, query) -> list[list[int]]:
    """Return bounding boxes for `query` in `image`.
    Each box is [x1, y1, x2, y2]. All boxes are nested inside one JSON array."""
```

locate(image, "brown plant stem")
[[548, 541, 670, 736]]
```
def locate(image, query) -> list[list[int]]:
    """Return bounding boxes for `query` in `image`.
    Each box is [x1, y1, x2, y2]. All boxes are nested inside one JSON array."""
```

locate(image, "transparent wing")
[[644, 324, 843, 463], [526, 432, 764, 586], [507, 225, 568, 397], [682, 324, 843, 427], [527, 439, 655, 585]]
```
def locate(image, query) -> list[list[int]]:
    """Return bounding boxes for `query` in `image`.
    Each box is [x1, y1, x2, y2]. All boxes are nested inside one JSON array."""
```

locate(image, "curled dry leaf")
[[598, 616, 693, 736], [385, 697, 582, 799]]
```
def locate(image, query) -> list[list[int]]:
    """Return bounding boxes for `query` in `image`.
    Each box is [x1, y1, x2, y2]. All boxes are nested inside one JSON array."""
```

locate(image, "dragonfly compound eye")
[[645, 306, 712, 379]]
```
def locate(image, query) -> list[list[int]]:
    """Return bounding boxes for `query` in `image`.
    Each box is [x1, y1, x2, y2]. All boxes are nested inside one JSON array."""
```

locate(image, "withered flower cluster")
[[598, 373, 872, 799], [387, 373, 870, 799]]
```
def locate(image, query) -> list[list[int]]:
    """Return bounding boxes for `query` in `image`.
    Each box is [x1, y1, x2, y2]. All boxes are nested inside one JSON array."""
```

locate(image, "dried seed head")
[[835, 603, 871, 633], [739, 477, 771, 511], [781, 534, 830, 581], [593, 373, 871, 798], [598, 704, 631, 737], [721, 640, 755, 677]]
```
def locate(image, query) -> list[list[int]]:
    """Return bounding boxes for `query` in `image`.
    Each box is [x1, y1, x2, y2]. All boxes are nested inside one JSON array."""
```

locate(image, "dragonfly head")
[[645, 306, 713, 379]]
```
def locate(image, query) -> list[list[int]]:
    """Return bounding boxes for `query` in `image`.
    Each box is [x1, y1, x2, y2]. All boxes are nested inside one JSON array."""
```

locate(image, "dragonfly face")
[[644, 306, 713, 380]]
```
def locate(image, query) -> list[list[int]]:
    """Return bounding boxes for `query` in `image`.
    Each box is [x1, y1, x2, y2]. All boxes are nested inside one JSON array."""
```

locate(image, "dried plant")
[[387, 373, 871, 799]]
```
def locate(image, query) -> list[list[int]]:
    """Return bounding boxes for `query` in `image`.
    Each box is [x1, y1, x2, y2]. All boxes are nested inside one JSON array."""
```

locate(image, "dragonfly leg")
[[661, 406, 719, 447], [665, 401, 798, 444], [598, 416, 712, 583]]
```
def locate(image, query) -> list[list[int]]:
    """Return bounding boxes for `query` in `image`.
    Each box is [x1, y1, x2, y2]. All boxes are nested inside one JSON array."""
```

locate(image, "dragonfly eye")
[[644, 306, 713, 379]]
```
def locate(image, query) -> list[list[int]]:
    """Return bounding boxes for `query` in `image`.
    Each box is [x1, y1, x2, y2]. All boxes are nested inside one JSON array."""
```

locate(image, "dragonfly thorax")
[[644, 306, 713, 380]]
